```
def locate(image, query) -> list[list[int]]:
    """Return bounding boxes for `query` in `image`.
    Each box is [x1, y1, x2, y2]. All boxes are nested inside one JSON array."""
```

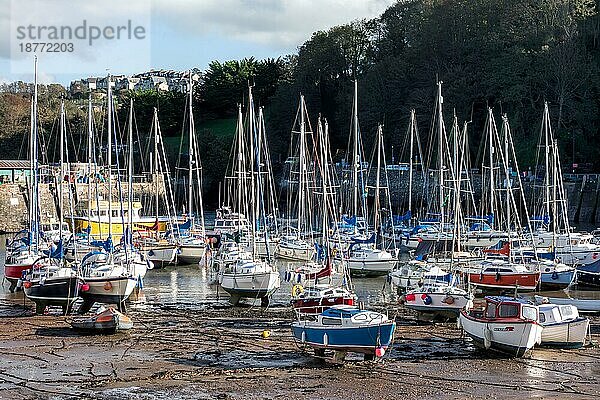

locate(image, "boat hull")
[[219, 271, 281, 300], [71, 309, 133, 333], [4, 263, 33, 283], [24, 276, 81, 313], [459, 312, 542, 357], [540, 318, 589, 348], [144, 246, 177, 265], [403, 292, 472, 318], [71, 217, 167, 240], [468, 272, 539, 291], [540, 269, 575, 290], [177, 244, 207, 264], [291, 321, 396, 354], [276, 245, 314, 261], [348, 259, 396, 276], [80, 276, 137, 306]]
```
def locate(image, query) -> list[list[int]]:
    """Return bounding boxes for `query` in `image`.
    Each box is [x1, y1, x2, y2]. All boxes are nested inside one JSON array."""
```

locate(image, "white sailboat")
[[218, 85, 280, 306], [277, 94, 316, 261], [344, 81, 396, 276]]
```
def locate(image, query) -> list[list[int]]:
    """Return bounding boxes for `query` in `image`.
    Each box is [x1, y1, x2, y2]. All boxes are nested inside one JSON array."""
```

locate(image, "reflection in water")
[[137, 260, 394, 311], [2, 230, 599, 311], [169, 270, 178, 302]]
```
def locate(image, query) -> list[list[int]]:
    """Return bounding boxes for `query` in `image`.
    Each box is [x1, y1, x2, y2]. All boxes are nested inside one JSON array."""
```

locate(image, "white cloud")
[[153, 0, 396, 50]]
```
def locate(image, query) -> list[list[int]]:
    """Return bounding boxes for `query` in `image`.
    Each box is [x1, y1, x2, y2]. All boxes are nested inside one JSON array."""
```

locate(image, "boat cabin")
[[538, 303, 580, 325], [481, 296, 538, 322], [317, 306, 388, 327], [74, 200, 144, 219]]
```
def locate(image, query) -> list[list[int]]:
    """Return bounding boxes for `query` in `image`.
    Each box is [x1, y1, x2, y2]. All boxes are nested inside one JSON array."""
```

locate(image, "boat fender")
[[443, 295, 455, 305], [551, 270, 559, 280], [386, 274, 392, 284], [404, 293, 415, 302], [495, 270, 501, 281], [375, 347, 385, 357], [297, 274, 302, 283], [104, 281, 113, 291], [421, 294, 432, 305], [292, 284, 304, 298], [456, 317, 462, 330], [148, 249, 154, 256], [323, 332, 328, 347], [483, 326, 492, 349], [301, 330, 306, 343]]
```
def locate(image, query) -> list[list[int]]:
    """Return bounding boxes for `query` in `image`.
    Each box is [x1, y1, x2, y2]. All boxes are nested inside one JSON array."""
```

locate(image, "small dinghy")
[[536, 299, 590, 348], [71, 307, 133, 333], [458, 296, 542, 357], [292, 305, 396, 361]]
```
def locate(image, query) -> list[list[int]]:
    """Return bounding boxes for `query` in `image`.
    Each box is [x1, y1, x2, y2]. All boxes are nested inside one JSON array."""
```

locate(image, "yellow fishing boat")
[[69, 200, 168, 239]]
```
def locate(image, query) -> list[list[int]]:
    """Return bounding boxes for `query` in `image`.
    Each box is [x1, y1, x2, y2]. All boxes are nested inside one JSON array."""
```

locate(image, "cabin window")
[[539, 313, 546, 323], [321, 317, 342, 325], [522, 306, 537, 321], [560, 306, 574, 318], [485, 303, 497, 318], [354, 314, 367, 321], [498, 304, 519, 318]]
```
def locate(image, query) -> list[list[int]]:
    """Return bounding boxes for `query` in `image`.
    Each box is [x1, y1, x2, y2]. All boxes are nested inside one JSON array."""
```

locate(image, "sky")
[[1, 0, 396, 85]]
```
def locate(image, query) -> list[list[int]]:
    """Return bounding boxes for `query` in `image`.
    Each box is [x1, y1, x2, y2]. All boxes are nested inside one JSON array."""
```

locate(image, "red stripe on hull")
[[468, 273, 539, 290], [4, 264, 33, 281]]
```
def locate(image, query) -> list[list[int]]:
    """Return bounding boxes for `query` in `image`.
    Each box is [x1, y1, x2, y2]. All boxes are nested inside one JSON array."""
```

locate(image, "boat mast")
[[29, 98, 34, 237], [32, 56, 40, 251], [59, 101, 66, 257], [436, 82, 445, 233], [236, 104, 243, 221], [543, 102, 551, 230], [187, 72, 194, 226], [107, 75, 113, 242], [374, 124, 382, 234], [352, 80, 359, 229], [248, 85, 257, 255], [408, 109, 415, 215], [87, 95, 93, 244], [128, 99, 134, 247], [487, 108, 496, 223], [299, 95, 306, 236], [154, 108, 160, 225]]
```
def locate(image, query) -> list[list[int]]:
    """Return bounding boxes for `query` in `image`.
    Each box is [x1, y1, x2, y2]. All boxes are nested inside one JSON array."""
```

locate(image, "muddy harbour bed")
[[1, 264, 600, 400]]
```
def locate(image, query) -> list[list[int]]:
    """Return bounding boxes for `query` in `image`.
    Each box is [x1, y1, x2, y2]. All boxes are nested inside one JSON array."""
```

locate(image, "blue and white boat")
[[539, 261, 576, 290], [292, 305, 396, 360]]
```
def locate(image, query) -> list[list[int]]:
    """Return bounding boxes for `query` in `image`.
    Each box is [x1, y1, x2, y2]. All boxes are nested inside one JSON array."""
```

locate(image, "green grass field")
[[161, 118, 236, 154]]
